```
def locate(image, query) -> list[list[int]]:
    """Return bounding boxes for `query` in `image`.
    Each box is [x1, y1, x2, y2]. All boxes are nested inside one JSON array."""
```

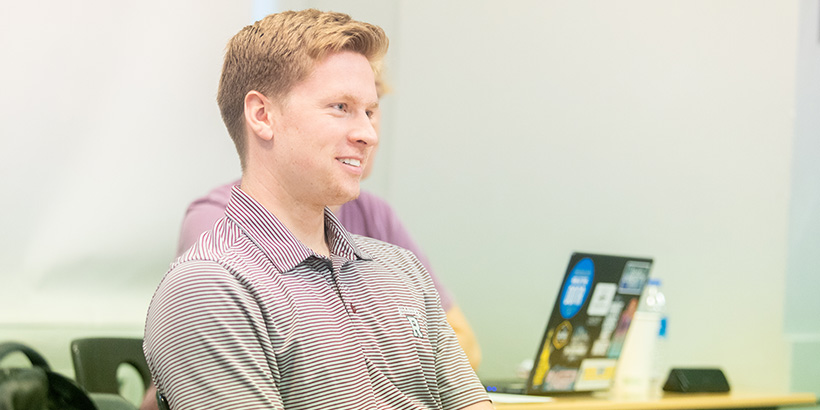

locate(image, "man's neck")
[[240, 174, 331, 257]]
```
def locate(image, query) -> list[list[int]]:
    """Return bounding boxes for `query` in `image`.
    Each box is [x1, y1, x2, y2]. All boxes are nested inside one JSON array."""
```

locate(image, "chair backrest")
[[70, 338, 151, 395], [1, 341, 97, 410]]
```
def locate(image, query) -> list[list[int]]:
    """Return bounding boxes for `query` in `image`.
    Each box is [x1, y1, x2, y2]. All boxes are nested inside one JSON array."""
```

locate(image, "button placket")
[[330, 256, 357, 317]]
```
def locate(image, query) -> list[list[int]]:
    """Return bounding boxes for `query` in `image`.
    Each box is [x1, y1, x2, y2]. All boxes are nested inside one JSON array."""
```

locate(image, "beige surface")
[[492, 391, 818, 410]]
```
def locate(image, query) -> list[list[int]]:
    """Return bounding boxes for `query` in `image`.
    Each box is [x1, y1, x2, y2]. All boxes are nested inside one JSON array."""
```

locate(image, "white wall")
[[0, 0, 249, 326], [383, 1, 797, 391], [0, 1, 250, 392], [1, 0, 810, 394], [787, 0, 820, 399]]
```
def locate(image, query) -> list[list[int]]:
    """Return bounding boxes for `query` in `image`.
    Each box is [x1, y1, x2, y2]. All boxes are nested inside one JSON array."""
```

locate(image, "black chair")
[[1, 341, 97, 410], [70, 338, 151, 399]]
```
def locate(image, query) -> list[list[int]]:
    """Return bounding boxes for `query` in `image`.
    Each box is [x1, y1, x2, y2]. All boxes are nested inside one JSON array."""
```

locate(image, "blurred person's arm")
[[447, 305, 482, 370], [139, 385, 158, 410]]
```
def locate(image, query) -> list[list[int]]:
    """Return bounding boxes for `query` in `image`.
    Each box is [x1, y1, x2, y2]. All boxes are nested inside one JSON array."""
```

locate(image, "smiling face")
[[265, 51, 379, 209]]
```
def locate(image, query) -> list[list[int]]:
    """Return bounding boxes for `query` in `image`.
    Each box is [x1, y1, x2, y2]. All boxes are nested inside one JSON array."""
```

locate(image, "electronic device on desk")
[[663, 368, 731, 393], [482, 252, 653, 396], [484, 379, 527, 395]]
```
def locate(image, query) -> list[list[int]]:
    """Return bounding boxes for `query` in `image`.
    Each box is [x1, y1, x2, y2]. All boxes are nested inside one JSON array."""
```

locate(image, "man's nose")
[[349, 111, 378, 146]]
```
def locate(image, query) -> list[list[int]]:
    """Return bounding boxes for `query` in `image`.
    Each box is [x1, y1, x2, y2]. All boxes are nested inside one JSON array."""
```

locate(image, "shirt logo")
[[405, 315, 423, 338]]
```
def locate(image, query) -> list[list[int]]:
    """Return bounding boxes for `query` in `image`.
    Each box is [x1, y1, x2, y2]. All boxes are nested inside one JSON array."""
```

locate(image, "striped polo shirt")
[[144, 187, 489, 409]]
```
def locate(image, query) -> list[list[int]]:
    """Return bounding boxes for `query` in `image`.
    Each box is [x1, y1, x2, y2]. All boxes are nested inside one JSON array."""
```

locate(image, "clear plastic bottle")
[[646, 280, 667, 392], [612, 278, 667, 398]]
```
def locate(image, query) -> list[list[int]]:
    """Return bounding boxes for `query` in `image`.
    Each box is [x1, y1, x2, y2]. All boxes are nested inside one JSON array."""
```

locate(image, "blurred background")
[[1, 0, 818, 405]]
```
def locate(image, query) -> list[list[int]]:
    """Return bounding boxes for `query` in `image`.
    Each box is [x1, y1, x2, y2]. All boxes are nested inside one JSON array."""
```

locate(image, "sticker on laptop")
[[543, 366, 578, 391], [618, 260, 651, 295], [587, 282, 617, 316], [552, 320, 573, 350], [589, 298, 624, 356], [574, 358, 617, 391], [607, 297, 639, 358], [562, 326, 591, 363], [560, 257, 595, 319]]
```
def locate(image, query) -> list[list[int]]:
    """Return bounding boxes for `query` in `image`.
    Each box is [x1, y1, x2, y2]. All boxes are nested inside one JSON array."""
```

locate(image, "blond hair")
[[217, 9, 389, 168]]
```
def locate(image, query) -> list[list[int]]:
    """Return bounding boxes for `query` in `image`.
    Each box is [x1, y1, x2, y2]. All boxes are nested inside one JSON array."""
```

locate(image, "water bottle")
[[647, 280, 667, 392], [612, 278, 667, 398]]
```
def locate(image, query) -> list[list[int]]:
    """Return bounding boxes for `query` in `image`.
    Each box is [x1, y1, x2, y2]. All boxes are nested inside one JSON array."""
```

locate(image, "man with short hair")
[[144, 9, 491, 409]]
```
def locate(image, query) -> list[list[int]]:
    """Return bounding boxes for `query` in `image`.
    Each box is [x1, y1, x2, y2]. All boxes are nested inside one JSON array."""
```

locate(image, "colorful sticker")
[[544, 367, 578, 391], [607, 297, 639, 358], [560, 258, 595, 319], [574, 358, 617, 391], [552, 320, 573, 350], [562, 326, 591, 363], [531, 329, 554, 386], [618, 260, 651, 295], [590, 299, 624, 356]]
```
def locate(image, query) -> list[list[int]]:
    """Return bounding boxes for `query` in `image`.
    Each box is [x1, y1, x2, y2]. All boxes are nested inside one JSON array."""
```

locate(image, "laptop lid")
[[525, 252, 652, 394]]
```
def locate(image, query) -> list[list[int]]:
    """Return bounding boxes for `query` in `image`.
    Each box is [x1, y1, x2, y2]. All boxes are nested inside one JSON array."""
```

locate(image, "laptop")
[[485, 252, 653, 397]]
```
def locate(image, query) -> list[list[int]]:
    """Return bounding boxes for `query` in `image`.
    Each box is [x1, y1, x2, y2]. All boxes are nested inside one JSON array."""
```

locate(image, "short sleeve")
[[144, 261, 283, 409]]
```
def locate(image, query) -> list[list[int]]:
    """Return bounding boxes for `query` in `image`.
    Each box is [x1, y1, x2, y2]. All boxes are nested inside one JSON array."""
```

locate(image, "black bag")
[[0, 342, 97, 410]]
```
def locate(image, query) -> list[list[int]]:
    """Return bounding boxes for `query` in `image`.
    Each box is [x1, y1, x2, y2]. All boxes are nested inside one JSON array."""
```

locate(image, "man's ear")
[[244, 90, 274, 141]]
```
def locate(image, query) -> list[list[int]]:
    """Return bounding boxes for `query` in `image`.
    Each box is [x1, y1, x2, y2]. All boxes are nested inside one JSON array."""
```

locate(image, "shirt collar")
[[225, 185, 371, 273]]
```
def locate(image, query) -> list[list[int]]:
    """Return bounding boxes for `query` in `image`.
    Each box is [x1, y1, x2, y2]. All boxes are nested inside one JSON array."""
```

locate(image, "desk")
[[492, 391, 818, 410]]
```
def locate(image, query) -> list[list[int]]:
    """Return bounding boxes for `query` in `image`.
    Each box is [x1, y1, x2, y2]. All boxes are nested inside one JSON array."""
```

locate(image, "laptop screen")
[[526, 252, 652, 394]]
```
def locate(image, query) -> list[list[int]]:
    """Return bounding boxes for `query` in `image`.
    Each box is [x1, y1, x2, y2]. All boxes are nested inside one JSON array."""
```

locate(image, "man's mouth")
[[339, 158, 362, 167]]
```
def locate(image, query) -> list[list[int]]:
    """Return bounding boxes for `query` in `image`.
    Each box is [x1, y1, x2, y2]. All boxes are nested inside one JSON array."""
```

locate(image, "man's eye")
[[365, 110, 374, 118], [332, 103, 346, 111]]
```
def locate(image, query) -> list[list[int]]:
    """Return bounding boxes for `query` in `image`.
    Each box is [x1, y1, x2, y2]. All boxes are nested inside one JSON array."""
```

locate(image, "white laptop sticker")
[[587, 283, 617, 316]]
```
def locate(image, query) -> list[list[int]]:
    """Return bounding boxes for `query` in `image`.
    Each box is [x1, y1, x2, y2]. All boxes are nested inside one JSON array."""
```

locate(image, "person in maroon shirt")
[[141, 11, 483, 410], [144, 9, 491, 409]]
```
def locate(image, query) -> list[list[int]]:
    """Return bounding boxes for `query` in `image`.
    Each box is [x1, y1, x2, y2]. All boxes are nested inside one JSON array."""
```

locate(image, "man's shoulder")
[[352, 233, 404, 252], [175, 217, 255, 267], [352, 234, 423, 269]]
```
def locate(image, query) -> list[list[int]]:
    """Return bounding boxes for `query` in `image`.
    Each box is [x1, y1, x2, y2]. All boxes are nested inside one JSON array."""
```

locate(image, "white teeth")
[[340, 158, 361, 167]]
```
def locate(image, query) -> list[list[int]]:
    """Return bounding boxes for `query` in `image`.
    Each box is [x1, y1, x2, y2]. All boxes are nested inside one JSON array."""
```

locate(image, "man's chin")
[[328, 186, 361, 207]]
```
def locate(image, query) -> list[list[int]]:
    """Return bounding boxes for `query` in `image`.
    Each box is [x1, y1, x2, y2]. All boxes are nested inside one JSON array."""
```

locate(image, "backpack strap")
[[0, 342, 97, 410], [0, 342, 51, 371]]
